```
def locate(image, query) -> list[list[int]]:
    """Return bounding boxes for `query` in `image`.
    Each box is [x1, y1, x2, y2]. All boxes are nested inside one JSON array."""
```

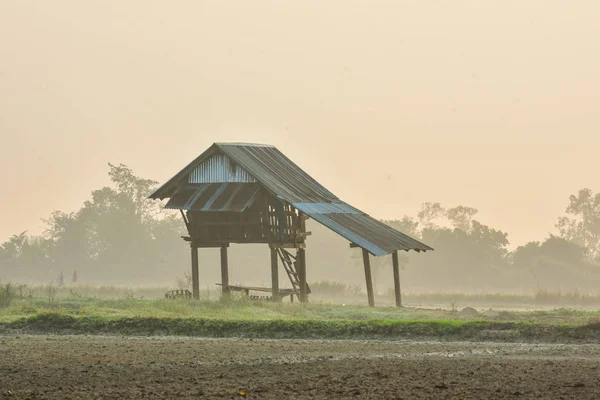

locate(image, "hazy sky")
[[1, 1, 599, 247]]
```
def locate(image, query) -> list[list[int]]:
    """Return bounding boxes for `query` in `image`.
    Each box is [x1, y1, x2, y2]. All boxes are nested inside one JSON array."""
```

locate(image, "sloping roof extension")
[[149, 142, 432, 256], [164, 183, 260, 212]]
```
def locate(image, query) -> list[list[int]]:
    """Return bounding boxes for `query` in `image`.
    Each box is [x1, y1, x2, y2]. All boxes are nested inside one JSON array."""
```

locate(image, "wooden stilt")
[[191, 245, 199, 300], [220, 245, 229, 298], [298, 248, 307, 303], [362, 248, 375, 307], [271, 247, 280, 301], [392, 251, 402, 307]]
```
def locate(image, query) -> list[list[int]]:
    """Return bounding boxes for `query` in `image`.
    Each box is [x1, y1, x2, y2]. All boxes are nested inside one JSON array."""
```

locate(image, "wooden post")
[[297, 211, 308, 303], [298, 248, 307, 303], [191, 245, 199, 300], [271, 247, 280, 301], [392, 251, 402, 307], [362, 248, 375, 307], [220, 245, 229, 298]]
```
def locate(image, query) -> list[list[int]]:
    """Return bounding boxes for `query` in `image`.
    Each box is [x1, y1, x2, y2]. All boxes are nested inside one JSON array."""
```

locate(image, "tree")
[[417, 202, 445, 230], [383, 216, 420, 238], [513, 236, 586, 269], [469, 220, 510, 261], [556, 188, 600, 260], [512, 241, 541, 268], [44, 211, 89, 270], [405, 218, 511, 291], [0, 231, 50, 279], [39, 163, 185, 282], [107, 163, 161, 224], [0, 231, 28, 261], [446, 206, 478, 232]]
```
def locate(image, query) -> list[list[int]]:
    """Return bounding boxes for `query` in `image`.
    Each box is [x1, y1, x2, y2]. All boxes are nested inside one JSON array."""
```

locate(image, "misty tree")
[[107, 163, 162, 224], [510, 235, 589, 290], [0, 231, 50, 277], [556, 188, 600, 261], [417, 202, 445, 230], [383, 216, 420, 238], [511, 241, 541, 269], [407, 217, 511, 290], [446, 206, 478, 232], [39, 163, 187, 282], [469, 220, 510, 261], [44, 210, 90, 270], [512, 235, 586, 269], [0, 231, 28, 261], [416, 203, 479, 234]]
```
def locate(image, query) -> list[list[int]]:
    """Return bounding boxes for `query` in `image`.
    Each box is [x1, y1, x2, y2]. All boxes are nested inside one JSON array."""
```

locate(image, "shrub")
[[0, 281, 19, 308]]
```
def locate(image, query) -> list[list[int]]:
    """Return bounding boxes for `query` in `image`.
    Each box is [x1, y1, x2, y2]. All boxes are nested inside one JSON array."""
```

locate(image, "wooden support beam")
[[349, 243, 360, 248], [181, 237, 231, 247], [190, 245, 199, 300], [271, 247, 280, 301], [295, 232, 312, 239], [180, 210, 191, 235], [392, 251, 402, 307], [269, 243, 306, 249], [362, 248, 375, 307], [297, 210, 308, 303], [220, 245, 230, 298], [297, 248, 307, 303]]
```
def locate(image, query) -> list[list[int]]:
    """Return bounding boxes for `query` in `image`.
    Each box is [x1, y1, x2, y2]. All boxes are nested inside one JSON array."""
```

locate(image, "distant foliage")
[[1, 163, 598, 293], [0, 281, 19, 308], [1, 163, 187, 284], [556, 188, 600, 261]]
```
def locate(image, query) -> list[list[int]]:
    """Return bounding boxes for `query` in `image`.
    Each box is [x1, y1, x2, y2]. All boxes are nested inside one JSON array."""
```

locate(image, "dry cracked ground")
[[1, 335, 600, 399]]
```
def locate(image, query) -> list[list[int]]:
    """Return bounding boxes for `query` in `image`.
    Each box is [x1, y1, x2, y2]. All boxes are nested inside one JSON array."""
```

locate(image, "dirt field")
[[1, 335, 600, 399]]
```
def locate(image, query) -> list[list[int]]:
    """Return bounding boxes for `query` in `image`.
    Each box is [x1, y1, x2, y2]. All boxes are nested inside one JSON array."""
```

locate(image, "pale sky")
[[1, 1, 599, 248]]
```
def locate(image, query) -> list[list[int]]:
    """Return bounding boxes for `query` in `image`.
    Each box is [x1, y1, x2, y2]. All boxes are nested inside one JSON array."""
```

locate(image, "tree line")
[[1, 164, 599, 292]]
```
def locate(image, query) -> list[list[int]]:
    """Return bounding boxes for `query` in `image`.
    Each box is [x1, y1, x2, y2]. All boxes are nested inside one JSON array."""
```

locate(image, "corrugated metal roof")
[[302, 212, 431, 256], [150, 143, 433, 255], [217, 144, 339, 204], [164, 183, 259, 212], [189, 154, 257, 184], [291, 202, 362, 215]]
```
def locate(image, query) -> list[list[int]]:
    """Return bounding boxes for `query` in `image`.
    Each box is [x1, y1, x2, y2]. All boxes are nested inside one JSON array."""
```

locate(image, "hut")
[[149, 142, 432, 306]]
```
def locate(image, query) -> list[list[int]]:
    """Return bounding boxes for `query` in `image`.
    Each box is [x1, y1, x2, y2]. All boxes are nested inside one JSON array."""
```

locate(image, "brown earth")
[[1, 334, 600, 399]]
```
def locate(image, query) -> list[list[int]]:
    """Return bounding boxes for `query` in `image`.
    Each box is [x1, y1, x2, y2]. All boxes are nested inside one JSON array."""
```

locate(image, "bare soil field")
[[1, 335, 600, 399]]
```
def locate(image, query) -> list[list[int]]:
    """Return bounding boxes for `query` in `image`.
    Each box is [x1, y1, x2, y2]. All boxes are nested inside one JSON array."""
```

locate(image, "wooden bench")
[[164, 289, 193, 300], [215, 284, 298, 301]]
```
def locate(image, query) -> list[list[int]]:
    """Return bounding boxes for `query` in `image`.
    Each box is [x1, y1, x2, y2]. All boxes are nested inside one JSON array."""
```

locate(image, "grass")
[[1, 293, 599, 342], [2, 281, 599, 342], [9, 282, 600, 309]]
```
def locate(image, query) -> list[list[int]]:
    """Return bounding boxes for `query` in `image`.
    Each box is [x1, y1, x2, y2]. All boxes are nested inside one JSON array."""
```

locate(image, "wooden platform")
[[215, 284, 298, 301]]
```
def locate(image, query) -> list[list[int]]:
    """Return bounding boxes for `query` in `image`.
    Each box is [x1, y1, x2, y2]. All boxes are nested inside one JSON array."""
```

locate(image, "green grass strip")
[[2, 312, 599, 343]]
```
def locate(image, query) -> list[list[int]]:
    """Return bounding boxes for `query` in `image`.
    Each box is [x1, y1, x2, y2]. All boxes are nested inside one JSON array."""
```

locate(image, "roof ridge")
[[215, 142, 275, 148]]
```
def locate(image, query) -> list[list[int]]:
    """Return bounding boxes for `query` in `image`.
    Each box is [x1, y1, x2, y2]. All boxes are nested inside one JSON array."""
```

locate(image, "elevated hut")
[[149, 142, 432, 306]]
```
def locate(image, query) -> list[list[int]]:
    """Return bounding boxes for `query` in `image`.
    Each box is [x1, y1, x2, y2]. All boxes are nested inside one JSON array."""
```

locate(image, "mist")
[[2, 162, 599, 300], [1, 1, 599, 250], [4, 4, 600, 399]]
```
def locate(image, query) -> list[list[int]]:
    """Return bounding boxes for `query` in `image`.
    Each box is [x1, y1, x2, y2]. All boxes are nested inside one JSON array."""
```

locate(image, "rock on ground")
[[459, 306, 480, 318]]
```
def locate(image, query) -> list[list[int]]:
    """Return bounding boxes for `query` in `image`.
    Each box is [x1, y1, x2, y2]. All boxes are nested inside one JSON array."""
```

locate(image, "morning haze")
[[3, 4, 600, 397], [1, 0, 599, 247]]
